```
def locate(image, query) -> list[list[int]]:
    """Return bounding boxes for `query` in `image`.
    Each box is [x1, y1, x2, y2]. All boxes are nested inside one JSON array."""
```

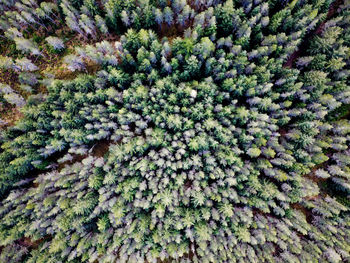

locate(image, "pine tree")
[[14, 37, 41, 56], [45, 36, 65, 51]]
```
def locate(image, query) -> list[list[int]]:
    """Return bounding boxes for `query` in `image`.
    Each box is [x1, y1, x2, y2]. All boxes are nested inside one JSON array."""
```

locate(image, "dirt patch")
[[52, 60, 102, 80], [291, 202, 314, 224], [283, 49, 302, 69], [304, 164, 329, 184], [91, 139, 112, 158], [0, 107, 23, 129], [183, 179, 193, 190], [57, 153, 88, 172]]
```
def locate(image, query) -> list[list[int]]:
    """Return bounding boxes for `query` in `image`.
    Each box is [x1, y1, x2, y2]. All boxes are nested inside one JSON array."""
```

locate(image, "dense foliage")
[[0, 0, 350, 262]]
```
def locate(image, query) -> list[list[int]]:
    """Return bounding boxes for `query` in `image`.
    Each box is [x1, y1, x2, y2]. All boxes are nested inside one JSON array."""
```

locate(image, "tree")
[[95, 15, 109, 34], [154, 8, 163, 25], [45, 36, 65, 51], [15, 57, 38, 72], [121, 10, 130, 26], [18, 72, 38, 86], [79, 14, 97, 38], [14, 37, 41, 56], [63, 54, 86, 72], [163, 7, 174, 26], [247, 147, 261, 158], [3, 93, 25, 107], [0, 56, 15, 70]]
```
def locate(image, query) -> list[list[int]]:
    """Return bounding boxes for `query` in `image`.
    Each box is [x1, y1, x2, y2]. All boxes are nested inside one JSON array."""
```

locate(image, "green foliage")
[[0, 0, 350, 263]]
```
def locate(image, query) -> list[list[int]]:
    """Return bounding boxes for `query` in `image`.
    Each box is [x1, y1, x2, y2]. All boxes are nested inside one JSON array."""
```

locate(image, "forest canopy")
[[0, 0, 350, 262]]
